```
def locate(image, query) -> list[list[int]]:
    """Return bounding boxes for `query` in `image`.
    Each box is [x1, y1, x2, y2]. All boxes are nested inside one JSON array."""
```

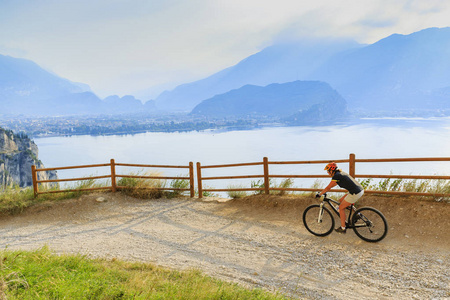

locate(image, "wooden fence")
[[32, 154, 450, 199], [196, 154, 450, 198], [32, 159, 195, 198]]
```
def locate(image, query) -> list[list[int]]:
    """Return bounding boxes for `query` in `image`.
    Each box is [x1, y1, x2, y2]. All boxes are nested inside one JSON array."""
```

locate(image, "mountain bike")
[[302, 193, 388, 242]]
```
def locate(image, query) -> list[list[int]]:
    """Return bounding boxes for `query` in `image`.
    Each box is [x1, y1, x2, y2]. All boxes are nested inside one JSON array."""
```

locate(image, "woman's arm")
[[319, 180, 338, 196]]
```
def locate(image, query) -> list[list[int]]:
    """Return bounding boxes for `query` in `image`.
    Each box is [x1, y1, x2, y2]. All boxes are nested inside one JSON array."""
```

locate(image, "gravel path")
[[1, 193, 449, 299]]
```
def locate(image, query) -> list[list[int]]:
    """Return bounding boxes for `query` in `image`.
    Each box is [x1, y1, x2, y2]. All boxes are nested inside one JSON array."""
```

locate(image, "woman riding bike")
[[316, 162, 364, 233]]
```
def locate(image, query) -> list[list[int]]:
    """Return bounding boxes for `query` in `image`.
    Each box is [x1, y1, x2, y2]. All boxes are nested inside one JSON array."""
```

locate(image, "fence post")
[[31, 165, 38, 198], [110, 159, 117, 192], [196, 162, 203, 198], [263, 157, 270, 195], [189, 162, 195, 198], [349, 153, 356, 178]]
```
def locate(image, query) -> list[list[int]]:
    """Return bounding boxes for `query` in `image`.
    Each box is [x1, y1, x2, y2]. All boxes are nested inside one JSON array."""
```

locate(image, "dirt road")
[[1, 193, 449, 299]]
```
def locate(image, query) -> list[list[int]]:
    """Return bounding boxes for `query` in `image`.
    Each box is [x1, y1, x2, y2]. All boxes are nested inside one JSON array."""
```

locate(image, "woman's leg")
[[338, 196, 352, 228]]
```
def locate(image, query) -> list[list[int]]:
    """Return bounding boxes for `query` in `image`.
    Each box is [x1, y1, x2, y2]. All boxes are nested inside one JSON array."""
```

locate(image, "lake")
[[34, 118, 450, 191]]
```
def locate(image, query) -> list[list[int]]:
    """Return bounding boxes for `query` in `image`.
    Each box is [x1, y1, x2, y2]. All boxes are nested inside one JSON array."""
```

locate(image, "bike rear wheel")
[[303, 204, 335, 236], [352, 207, 388, 242]]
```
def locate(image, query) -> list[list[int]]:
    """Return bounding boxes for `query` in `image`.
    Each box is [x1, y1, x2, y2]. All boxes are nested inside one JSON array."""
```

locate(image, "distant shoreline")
[[2, 114, 450, 139]]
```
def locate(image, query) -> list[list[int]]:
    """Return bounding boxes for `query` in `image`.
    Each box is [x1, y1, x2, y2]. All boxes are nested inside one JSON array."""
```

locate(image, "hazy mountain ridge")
[[1, 27, 449, 118], [156, 27, 450, 113], [190, 80, 347, 122], [311, 27, 450, 110], [0, 55, 87, 96], [0, 54, 155, 116], [156, 39, 361, 111]]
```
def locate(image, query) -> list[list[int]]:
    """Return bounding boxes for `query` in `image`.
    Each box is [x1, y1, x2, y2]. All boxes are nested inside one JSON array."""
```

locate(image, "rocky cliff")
[[0, 127, 57, 189]]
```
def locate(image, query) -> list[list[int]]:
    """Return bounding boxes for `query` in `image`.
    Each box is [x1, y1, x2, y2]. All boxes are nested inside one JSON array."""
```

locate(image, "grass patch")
[[198, 186, 219, 197], [0, 187, 36, 215], [117, 170, 167, 199], [360, 178, 450, 201], [226, 184, 249, 199], [0, 183, 97, 216], [117, 171, 191, 199], [276, 178, 294, 196], [0, 171, 192, 215], [168, 175, 191, 198], [251, 179, 294, 196], [0, 247, 287, 300]]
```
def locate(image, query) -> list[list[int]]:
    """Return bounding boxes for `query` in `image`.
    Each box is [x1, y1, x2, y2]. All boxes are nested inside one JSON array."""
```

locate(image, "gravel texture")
[[0, 193, 449, 299]]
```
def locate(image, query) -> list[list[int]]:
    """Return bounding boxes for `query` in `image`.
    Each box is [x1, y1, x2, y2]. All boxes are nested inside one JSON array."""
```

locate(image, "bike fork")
[[317, 203, 325, 223]]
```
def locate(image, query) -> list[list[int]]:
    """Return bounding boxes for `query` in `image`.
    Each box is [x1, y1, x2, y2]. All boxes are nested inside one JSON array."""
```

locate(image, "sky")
[[1, 0, 450, 100]]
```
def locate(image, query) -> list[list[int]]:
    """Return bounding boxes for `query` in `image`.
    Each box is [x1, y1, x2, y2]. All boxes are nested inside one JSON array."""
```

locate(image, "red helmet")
[[324, 162, 338, 172]]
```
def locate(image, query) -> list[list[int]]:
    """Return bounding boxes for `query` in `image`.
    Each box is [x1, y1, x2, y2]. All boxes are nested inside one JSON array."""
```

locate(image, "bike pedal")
[[335, 227, 346, 234]]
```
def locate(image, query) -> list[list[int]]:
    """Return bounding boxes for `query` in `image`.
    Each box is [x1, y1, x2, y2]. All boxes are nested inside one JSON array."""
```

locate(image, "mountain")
[[190, 80, 347, 123], [0, 54, 88, 97], [0, 127, 57, 189], [155, 39, 361, 111], [0, 55, 99, 114], [0, 55, 155, 116], [156, 27, 450, 113], [104, 95, 145, 114], [312, 27, 450, 110]]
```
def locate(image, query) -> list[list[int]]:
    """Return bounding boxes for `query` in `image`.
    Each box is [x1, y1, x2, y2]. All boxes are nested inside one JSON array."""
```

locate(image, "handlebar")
[[316, 192, 327, 199]]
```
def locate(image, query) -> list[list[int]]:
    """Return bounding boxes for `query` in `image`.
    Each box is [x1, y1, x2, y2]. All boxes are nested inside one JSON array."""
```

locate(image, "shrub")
[[168, 176, 190, 198], [0, 187, 35, 215], [276, 178, 293, 196], [198, 186, 219, 197], [250, 179, 267, 195], [117, 171, 166, 199], [226, 185, 248, 199]]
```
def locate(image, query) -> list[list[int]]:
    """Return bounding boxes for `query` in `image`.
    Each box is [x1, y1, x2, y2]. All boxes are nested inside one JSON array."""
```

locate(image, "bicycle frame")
[[319, 195, 365, 229]]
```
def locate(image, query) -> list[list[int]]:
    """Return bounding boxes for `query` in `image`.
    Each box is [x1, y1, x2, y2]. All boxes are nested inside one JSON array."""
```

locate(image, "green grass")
[[250, 179, 294, 196], [0, 247, 287, 300], [198, 186, 220, 197], [0, 184, 94, 216], [117, 170, 167, 199], [226, 184, 249, 199], [360, 178, 450, 201], [117, 171, 191, 199], [0, 171, 193, 215]]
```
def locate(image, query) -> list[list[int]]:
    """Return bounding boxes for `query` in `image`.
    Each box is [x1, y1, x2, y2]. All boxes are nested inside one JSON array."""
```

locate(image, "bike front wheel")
[[352, 207, 388, 242], [303, 204, 335, 236]]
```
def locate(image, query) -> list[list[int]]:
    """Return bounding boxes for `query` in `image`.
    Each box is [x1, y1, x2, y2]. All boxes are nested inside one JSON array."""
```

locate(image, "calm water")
[[34, 118, 450, 190]]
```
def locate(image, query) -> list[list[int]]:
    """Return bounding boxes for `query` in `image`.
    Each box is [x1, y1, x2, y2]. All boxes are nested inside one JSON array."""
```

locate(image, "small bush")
[[117, 171, 192, 199], [276, 178, 294, 196], [226, 185, 248, 199], [359, 178, 372, 189], [255, 178, 294, 195], [250, 179, 272, 195], [117, 171, 166, 199], [198, 186, 219, 197], [168, 176, 190, 198], [0, 187, 35, 215]]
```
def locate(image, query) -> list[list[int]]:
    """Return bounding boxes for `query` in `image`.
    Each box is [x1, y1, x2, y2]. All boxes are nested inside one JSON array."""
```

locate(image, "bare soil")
[[0, 193, 449, 299]]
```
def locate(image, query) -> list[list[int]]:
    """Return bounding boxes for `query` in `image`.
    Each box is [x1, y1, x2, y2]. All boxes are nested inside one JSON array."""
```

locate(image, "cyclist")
[[316, 162, 364, 233]]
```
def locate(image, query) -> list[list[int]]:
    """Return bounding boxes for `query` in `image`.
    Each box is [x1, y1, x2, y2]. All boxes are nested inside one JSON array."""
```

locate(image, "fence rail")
[[196, 154, 450, 198], [32, 159, 195, 197], [32, 154, 450, 199]]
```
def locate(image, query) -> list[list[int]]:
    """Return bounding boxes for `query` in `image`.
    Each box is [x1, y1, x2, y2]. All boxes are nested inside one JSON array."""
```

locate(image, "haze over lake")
[[34, 118, 450, 191]]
